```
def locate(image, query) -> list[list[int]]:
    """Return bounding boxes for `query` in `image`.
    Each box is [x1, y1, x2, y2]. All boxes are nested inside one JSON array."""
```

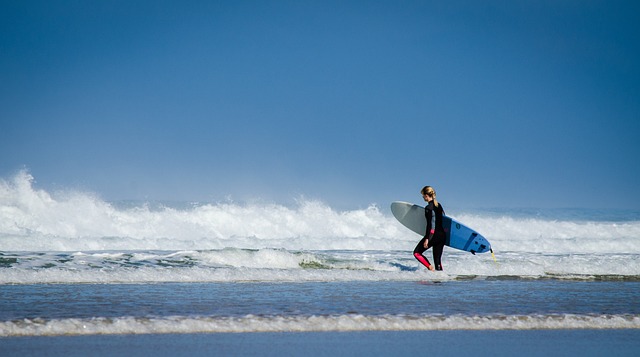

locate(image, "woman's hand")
[[423, 239, 429, 249]]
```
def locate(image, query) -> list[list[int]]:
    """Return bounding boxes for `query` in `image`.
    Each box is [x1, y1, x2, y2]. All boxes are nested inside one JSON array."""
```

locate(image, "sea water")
[[1, 171, 640, 337]]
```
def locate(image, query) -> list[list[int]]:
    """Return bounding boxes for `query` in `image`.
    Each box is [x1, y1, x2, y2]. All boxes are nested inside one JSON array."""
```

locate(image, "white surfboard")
[[391, 201, 492, 254]]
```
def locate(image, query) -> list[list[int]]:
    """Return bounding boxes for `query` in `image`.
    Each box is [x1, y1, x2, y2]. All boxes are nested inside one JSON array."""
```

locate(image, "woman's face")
[[422, 194, 433, 203]]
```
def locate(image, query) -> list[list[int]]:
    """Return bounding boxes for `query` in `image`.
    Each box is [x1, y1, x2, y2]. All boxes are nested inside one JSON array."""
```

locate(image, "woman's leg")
[[413, 237, 432, 269], [432, 243, 444, 271]]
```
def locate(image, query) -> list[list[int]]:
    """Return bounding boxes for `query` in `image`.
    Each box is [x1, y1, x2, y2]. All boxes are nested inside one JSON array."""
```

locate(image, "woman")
[[413, 186, 446, 271]]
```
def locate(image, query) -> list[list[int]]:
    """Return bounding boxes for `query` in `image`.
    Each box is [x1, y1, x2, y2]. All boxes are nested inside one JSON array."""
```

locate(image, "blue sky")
[[1, 1, 639, 210]]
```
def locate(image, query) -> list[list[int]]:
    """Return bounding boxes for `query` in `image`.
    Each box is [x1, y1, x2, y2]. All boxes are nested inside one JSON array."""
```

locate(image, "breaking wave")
[[2, 314, 638, 336]]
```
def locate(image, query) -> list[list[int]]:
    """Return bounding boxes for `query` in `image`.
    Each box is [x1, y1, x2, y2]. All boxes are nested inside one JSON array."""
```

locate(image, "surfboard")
[[391, 201, 492, 254]]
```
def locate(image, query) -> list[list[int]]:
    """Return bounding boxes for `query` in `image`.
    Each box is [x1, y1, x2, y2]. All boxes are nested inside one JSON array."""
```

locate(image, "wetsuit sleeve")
[[425, 206, 433, 239]]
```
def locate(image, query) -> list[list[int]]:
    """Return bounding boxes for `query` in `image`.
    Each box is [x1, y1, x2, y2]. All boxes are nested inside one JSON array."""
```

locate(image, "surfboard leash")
[[490, 248, 497, 263]]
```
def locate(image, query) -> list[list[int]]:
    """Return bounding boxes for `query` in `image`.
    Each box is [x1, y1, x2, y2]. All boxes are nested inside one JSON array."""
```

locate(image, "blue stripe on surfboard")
[[462, 233, 478, 251]]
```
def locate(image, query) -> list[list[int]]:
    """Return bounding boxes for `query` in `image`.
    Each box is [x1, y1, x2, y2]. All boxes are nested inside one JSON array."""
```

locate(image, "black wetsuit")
[[413, 201, 446, 271]]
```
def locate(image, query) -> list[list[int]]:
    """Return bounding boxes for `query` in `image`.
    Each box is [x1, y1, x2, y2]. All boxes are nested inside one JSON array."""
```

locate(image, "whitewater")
[[2, 170, 639, 284], [1, 171, 639, 337]]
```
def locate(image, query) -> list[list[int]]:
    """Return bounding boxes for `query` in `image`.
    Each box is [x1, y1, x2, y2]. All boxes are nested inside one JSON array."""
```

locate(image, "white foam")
[[460, 214, 640, 254], [1, 314, 638, 336], [0, 266, 433, 285], [1, 248, 639, 284], [0, 171, 407, 251], [2, 170, 639, 254], [1, 171, 640, 284]]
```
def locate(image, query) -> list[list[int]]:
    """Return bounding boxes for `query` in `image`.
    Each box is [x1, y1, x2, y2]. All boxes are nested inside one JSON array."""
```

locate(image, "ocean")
[[1, 172, 639, 356]]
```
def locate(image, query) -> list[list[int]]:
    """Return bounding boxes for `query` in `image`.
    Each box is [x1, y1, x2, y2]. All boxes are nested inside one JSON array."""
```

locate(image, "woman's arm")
[[424, 207, 434, 248]]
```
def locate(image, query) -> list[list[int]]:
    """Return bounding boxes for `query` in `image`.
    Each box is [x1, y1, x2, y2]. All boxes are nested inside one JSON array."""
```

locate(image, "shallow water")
[[2, 174, 639, 338], [3, 330, 640, 357], [1, 280, 638, 336]]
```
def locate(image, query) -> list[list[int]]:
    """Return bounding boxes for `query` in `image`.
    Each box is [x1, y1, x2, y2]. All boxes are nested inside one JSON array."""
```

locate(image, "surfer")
[[413, 186, 446, 271]]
